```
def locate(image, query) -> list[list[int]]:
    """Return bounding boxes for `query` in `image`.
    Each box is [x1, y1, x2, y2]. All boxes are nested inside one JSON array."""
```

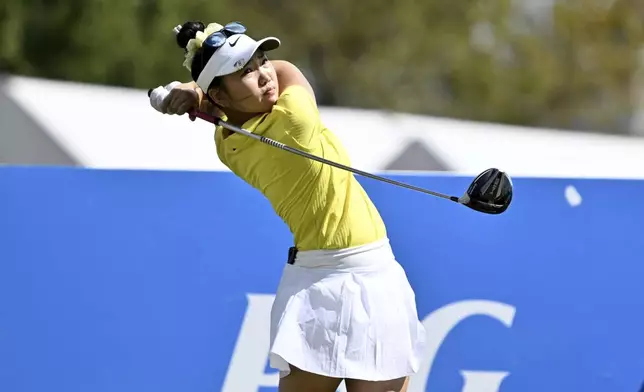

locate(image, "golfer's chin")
[[263, 88, 279, 105]]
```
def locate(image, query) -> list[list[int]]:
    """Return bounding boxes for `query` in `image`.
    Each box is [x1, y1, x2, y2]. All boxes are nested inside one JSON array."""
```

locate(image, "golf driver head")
[[459, 168, 513, 214]]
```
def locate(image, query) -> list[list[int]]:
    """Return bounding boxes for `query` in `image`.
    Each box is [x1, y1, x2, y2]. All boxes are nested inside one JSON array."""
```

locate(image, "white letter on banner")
[[407, 300, 516, 392], [221, 294, 279, 392]]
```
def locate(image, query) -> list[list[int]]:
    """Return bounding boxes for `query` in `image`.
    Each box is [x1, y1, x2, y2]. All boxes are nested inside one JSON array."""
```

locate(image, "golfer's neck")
[[224, 110, 261, 128]]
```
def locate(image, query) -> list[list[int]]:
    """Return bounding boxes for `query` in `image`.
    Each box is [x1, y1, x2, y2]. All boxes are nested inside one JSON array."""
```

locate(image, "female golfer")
[[150, 20, 426, 392]]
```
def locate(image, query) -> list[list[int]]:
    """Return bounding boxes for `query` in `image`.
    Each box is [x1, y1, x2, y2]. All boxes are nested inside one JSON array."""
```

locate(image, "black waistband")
[[287, 246, 298, 265]]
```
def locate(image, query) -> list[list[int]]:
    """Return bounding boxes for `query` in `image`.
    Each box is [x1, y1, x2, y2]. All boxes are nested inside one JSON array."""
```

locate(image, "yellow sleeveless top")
[[215, 85, 386, 251]]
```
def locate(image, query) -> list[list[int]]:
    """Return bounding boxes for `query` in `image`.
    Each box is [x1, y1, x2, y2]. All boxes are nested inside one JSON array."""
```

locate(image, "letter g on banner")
[[407, 300, 516, 392]]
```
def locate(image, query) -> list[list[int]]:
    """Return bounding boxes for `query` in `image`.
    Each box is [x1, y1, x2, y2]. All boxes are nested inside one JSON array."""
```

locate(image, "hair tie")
[[181, 23, 224, 71]]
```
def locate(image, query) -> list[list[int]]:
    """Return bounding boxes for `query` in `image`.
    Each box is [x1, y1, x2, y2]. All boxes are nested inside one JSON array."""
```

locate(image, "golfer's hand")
[[160, 83, 201, 116]]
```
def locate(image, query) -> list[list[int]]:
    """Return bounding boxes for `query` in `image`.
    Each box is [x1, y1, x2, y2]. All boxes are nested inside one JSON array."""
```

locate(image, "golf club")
[[148, 88, 513, 214]]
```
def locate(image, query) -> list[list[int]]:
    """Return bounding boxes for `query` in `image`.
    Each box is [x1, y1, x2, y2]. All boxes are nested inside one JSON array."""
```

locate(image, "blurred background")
[[3, 2, 644, 392], [2, 0, 644, 175]]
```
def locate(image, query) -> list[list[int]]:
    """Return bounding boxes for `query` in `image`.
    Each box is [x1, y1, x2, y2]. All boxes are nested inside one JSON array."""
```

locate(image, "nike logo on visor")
[[229, 36, 240, 47]]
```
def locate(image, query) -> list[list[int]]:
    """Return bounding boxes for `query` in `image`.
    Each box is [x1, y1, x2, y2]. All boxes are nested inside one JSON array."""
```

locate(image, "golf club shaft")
[[190, 110, 459, 203]]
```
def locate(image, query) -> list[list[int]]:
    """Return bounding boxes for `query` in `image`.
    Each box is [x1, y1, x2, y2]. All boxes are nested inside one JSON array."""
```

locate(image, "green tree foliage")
[[1, 0, 642, 133]]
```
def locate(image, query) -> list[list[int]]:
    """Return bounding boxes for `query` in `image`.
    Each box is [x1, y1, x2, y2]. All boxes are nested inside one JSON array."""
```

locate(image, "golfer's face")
[[220, 51, 279, 112]]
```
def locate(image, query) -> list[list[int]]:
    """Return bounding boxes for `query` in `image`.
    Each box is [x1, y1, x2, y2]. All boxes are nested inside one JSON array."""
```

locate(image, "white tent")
[[4, 75, 644, 179]]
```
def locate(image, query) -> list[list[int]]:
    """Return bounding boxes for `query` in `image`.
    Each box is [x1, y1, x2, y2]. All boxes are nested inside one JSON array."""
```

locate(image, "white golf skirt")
[[269, 238, 426, 381]]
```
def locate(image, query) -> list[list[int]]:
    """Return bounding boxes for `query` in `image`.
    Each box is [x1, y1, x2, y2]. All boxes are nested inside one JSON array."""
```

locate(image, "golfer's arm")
[[271, 60, 317, 104]]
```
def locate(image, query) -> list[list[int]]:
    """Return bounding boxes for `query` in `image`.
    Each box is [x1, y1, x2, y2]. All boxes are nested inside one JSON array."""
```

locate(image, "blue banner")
[[0, 166, 642, 392]]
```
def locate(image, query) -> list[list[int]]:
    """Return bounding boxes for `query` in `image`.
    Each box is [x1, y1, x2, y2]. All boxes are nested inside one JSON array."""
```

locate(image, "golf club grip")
[[187, 109, 457, 202], [190, 110, 220, 124]]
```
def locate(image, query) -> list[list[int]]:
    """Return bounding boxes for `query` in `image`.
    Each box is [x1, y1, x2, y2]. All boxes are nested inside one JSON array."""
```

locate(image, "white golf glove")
[[149, 81, 181, 113]]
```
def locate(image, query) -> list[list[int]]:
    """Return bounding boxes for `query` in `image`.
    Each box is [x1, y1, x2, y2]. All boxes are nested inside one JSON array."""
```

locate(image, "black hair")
[[176, 21, 223, 92]]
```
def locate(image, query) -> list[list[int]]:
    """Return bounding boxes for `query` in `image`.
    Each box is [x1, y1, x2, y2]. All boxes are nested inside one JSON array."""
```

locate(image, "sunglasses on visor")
[[198, 22, 247, 72], [201, 22, 247, 54]]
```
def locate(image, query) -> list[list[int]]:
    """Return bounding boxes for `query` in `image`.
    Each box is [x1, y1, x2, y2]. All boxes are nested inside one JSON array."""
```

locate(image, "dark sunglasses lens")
[[204, 32, 226, 48], [225, 22, 246, 34]]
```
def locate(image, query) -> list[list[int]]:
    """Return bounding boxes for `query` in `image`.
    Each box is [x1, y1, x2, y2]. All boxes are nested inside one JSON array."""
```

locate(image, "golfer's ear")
[[210, 88, 229, 108]]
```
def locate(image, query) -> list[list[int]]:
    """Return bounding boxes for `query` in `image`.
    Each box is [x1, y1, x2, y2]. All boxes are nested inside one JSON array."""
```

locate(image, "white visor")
[[196, 34, 280, 91]]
